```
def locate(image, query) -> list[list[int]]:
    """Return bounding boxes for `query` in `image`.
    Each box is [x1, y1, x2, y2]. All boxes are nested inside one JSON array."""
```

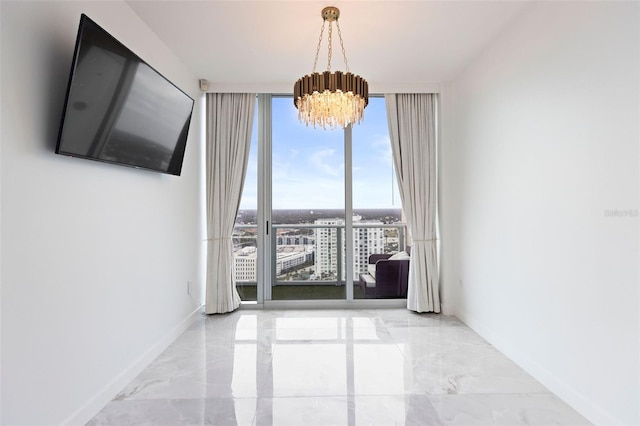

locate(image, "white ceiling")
[[125, 0, 531, 93]]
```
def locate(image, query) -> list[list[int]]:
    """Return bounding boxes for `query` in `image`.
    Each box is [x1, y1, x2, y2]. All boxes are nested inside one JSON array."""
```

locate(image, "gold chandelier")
[[294, 6, 369, 129]]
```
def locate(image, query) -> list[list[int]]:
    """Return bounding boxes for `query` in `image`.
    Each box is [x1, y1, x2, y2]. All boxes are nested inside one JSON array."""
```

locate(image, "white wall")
[[0, 2, 204, 424], [441, 2, 639, 425]]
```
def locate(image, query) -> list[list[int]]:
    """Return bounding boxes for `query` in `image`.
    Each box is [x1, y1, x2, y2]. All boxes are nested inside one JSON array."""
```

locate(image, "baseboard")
[[440, 301, 454, 316], [263, 299, 407, 310], [456, 309, 622, 426], [62, 305, 204, 426], [243, 299, 446, 312]]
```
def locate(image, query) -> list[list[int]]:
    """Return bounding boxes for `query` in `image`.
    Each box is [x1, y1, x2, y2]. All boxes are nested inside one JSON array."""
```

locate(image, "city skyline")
[[236, 208, 403, 225], [239, 97, 402, 210]]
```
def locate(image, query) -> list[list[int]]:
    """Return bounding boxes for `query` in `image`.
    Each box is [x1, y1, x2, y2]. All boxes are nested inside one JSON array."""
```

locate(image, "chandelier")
[[294, 6, 369, 129]]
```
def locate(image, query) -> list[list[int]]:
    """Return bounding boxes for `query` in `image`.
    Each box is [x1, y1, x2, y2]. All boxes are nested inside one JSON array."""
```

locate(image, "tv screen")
[[56, 14, 194, 176]]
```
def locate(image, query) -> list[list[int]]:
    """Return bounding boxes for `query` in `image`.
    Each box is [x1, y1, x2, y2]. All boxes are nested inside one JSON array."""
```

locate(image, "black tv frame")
[[55, 14, 195, 176]]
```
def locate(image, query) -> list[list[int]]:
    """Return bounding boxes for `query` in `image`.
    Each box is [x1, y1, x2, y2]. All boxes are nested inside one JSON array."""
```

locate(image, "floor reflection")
[[88, 309, 591, 426]]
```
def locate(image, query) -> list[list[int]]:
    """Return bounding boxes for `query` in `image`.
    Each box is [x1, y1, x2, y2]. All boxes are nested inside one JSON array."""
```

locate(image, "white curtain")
[[205, 93, 256, 314], [385, 93, 441, 313]]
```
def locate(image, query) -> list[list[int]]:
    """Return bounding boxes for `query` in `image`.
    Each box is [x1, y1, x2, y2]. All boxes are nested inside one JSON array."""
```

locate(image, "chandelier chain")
[[294, 6, 368, 129], [335, 20, 349, 72], [327, 22, 333, 71], [312, 20, 327, 73], [312, 11, 350, 74]]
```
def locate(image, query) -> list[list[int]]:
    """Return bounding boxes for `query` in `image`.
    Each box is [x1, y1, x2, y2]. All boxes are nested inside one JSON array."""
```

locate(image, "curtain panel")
[[205, 93, 256, 314], [385, 93, 441, 313]]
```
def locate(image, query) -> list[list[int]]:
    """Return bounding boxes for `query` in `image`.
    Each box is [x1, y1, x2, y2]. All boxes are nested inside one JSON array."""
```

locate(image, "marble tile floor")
[[88, 309, 591, 426]]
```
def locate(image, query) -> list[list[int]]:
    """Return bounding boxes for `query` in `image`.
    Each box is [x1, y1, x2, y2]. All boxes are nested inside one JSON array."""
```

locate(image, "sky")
[[239, 96, 401, 210]]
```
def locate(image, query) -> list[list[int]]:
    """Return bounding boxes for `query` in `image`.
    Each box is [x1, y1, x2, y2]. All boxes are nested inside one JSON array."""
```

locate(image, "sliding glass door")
[[270, 96, 345, 300]]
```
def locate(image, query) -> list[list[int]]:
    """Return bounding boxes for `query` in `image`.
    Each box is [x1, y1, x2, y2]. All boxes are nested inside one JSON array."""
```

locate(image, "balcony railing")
[[232, 222, 407, 300]]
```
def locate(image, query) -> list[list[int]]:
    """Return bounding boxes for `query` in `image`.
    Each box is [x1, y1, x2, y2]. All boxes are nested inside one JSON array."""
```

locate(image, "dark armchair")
[[359, 250, 410, 298]]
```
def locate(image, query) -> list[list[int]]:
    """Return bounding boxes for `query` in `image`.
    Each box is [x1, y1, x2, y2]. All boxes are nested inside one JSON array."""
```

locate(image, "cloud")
[[372, 134, 394, 167], [371, 134, 391, 148], [310, 148, 344, 177]]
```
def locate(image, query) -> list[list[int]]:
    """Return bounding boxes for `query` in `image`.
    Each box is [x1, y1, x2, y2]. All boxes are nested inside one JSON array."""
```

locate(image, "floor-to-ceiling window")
[[234, 95, 406, 303], [351, 97, 405, 299]]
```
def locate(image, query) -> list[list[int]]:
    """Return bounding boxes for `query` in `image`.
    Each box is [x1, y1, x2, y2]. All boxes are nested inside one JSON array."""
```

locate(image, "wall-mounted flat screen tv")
[[55, 14, 194, 176]]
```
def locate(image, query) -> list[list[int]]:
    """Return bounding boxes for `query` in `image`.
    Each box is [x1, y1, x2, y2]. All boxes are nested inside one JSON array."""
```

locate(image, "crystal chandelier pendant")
[[293, 6, 369, 129]]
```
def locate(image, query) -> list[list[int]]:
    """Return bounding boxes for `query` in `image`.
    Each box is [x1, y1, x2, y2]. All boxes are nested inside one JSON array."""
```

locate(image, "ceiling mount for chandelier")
[[293, 6, 369, 129]]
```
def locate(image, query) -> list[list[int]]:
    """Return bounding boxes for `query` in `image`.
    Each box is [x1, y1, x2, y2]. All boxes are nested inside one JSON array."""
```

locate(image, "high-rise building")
[[353, 223, 385, 276], [314, 218, 341, 280], [314, 216, 386, 280]]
